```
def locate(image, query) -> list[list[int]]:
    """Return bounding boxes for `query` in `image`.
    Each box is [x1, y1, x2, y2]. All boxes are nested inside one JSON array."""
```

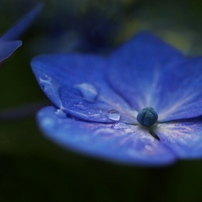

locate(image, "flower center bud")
[[137, 107, 158, 127]]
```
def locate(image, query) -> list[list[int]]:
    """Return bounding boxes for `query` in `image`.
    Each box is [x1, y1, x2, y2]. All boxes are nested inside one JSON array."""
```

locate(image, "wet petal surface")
[[31, 54, 136, 123], [37, 106, 176, 166]]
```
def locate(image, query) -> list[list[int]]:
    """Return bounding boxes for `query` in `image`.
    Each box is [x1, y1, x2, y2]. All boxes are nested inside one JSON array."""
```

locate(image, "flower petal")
[[107, 32, 202, 121], [31, 54, 136, 123], [156, 117, 202, 158], [37, 106, 176, 166], [157, 57, 202, 121], [0, 3, 43, 41], [0, 41, 22, 63]]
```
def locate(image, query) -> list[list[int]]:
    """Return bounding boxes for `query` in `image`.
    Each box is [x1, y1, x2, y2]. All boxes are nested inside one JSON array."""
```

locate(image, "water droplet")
[[113, 122, 128, 130], [107, 109, 120, 121], [74, 83, 98, 101]]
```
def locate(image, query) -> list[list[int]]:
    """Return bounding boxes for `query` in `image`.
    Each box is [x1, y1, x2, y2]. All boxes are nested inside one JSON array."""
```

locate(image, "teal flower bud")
[[137, 107, 158, 127]]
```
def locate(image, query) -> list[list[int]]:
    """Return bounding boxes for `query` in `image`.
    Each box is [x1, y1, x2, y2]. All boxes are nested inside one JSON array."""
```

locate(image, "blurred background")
[[1, 0, 202, 201]]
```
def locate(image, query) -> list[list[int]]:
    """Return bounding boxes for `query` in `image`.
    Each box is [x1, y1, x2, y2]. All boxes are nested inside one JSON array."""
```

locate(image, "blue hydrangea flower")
[[31, 32, 202, 166], [0, 4, 42, 64]]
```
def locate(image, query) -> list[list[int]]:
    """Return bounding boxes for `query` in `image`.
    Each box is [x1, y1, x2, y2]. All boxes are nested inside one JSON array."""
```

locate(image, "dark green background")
[[0, 0, 202, 201]]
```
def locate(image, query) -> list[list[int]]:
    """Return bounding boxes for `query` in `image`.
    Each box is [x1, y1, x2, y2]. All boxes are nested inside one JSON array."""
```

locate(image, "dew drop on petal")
[[107, 109, 121, 121], [74, 83, 98, 101]]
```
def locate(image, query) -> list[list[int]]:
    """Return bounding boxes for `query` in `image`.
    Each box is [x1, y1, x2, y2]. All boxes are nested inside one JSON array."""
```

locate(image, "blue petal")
[[156, 117, 202, 158], [157, 57, 202, 120], [31, 54, 136, 123], [37, 106, 176, 166], [107, 32, 202, 121], [0, 3, 42, 41], [0, 41, 22, 63]]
